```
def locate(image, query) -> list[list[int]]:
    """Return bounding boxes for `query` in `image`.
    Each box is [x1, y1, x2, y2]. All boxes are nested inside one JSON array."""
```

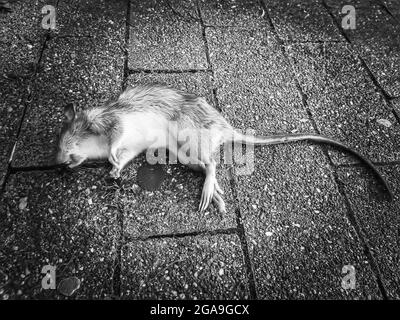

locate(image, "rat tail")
[[226, 130, 393, 201]]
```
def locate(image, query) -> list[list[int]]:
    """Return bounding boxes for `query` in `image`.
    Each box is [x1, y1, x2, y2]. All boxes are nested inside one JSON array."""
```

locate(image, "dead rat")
[[56, 84, 393, 213]]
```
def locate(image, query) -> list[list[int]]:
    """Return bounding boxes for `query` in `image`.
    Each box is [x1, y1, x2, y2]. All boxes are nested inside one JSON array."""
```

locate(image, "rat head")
[[56, 103, 89, 168]]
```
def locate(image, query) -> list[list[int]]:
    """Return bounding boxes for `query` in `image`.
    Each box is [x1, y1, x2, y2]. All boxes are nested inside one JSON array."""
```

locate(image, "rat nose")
[[55, 152, 70, 165]]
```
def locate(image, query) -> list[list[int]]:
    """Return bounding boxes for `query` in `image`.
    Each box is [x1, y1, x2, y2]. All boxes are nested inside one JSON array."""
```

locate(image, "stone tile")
[[199, 0, 267, 28], [55, 0, 126, 40], [127, 71, 214, 103], [325, 0, 379, 11], [325, 0, 400, 97], [0, 80, 26, 186], [206, 27, 314, 135], [0, 0, 52, 43], [0, 168, 120, 299], [129, 0, 207, 70], [239, 145, 382, 299], [287, 42, 400, 165], [11, 0, 126, 168], [120, 157, 236, 238], [0, 0, 53, 184], [121, 73, 236, 237], [121, 234, 249, 299], [265, 0, 343, 42], [392, 98, 400, 118], [337, 164, 400, 298], [13, 35, 124, 167], [381, 0, 400, 20]]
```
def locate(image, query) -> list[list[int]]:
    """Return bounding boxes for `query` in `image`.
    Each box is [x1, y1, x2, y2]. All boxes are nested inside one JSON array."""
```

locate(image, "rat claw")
[[215, 181, 224, 195], [110, 167, 120, 179], [199, 194, 205, 212], [199, 179, 214, 212], [212, 192, 226, 214], [108, 151, 120, 167]]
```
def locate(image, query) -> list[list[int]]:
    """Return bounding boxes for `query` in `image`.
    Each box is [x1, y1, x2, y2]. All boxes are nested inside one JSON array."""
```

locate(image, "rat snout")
[[55, 151, 85, 168], [55, 151, 70, 165]]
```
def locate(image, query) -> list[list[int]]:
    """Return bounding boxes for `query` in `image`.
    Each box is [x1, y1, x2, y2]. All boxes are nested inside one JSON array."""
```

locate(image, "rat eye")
[[70, 154, 78, 163]]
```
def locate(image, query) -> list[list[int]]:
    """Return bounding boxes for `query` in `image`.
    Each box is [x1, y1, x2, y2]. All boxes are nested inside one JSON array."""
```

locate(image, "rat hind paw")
[[212, 192, 226, 214]]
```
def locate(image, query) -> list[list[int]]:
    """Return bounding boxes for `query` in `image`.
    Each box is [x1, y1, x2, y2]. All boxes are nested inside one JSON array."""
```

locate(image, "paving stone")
[[0, 80, 26, 186], [287, 42, 400, 165], [325, 0, 379, 10], [392, 98, 400, 118], [325, 0, 400, 97], [199, 0, 267, 28], [127, 71, 214, 103], [238, 145, 382, 299], [381, 0, 400, 20], [206, 27, 314, 136], [120, 157, 235, 238], [0, 0, 49, 74], [13, 34, 124, 167], [55, 0, 126, 40], [337, 165, 400, 298], [129, 0, 207, 70], [121, 234, 249, 299], [0, 168, 120, 299], [11, 0, 126, 168], [0, 0, 53, 184], [325, 0, 390, 42], [120, 73, 236, 237], [0, 0, 53, 40], [265, 0, 343, 42]]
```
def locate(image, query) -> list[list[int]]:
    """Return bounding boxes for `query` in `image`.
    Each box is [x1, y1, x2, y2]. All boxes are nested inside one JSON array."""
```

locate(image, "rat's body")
[[57, 84, 392, 213]]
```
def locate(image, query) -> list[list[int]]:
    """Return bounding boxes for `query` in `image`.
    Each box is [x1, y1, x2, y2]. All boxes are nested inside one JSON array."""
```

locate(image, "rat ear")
[[63, 103, 76, 122]]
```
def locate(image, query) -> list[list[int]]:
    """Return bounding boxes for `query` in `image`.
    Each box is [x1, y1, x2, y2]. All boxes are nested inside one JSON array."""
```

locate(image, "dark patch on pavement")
[[137, 163, 166, 191]]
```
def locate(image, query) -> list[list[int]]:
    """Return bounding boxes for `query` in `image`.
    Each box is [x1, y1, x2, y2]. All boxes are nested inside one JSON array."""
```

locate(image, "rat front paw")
[[109, 167, 121, 179]]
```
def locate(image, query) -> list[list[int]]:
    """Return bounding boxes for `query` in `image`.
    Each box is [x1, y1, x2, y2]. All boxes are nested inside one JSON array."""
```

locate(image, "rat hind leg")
[[107, 125, 125, 169], [187, 159, 226, 213], [172, 146, 226, 213], [198, 159, 218, 212], [186, 160, 225, 213], [212, 190, 226, 214], [196, 132, 226, 213]]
